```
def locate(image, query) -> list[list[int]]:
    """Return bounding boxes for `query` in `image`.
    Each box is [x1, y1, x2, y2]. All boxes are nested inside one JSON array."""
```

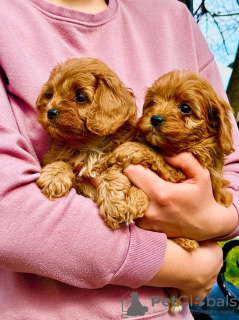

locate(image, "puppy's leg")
[[74, 176, 97, 202], [97, 165, 132, 229], [217, 188, 233, 207], [212, 177, 233, 207], [97, 165, 149, 229], [127, 185, 149, 222], [36, 161, 75, 200], [99, 142, 185, 183]]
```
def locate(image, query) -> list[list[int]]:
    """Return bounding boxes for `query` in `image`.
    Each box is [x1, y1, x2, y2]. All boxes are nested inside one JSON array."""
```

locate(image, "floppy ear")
[[209, 94, 234, 155], [86, 77, 137, 136]]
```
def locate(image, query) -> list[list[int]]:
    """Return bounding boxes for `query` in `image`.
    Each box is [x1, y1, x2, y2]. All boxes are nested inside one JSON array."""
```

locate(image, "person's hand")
[[146, 239, 223, 304], [124, 152, 238, 241]]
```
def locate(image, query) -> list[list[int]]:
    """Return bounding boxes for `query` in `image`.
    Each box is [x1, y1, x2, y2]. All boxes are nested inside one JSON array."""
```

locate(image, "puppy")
[[36, 58, 137, 201], [93, 70, 234, 312]]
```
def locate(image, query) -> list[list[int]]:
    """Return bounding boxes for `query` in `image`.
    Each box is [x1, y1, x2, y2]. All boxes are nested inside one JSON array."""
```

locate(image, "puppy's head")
[[138, 70, 233, 156], [36, 58, 137, 144]]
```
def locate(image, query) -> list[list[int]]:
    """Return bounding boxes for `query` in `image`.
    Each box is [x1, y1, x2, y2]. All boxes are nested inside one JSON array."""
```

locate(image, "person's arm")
[[0, 69, 167, 290], [145, 239, 223, 302]]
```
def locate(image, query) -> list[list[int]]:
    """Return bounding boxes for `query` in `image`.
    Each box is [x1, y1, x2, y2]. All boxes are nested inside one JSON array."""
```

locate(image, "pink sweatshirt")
[[0, 0, 239, 319]]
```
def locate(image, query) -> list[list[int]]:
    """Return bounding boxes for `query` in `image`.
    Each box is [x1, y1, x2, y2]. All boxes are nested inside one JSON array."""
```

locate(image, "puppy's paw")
[[160, 164, 185, 183], [152, 157, 185, 183], [97, 167, 147, 229], [37, 161, 75, 200], [127, 186, 149, 220], [171, 238, 199, 251], [99, 190, 148, 229], [216, 188, 233, 207], [98, 190, 132, 229], [168, 168, 185, 183], [169, 304, 183, 314]]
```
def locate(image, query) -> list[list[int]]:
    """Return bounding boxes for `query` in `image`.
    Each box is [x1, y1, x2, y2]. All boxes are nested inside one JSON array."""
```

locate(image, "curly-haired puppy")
[[36, 58, 137, 201], [93, 70, 234, 312]]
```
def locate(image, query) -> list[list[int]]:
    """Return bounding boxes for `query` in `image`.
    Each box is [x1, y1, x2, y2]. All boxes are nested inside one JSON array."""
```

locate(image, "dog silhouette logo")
[[118, 291, 148, 317], [127, 292, 148, 316]]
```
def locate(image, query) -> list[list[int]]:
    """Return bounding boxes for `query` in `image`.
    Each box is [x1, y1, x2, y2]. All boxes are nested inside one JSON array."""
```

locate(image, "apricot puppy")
[[96, 70, 233, 228], [94, 70, 234, 312], [36, 58, 137, 201]]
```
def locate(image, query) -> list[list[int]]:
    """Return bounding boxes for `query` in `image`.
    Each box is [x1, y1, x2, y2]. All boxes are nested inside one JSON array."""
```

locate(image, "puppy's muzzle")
[[150, 115, 164, 127], [47, 109, 59, 120]]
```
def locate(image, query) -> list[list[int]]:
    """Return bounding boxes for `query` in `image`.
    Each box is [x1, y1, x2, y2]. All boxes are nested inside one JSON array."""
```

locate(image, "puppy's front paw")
[[97, 167, 148, 229], [217, 188, 233, 207], [171, 238, 199, 251], [37, 161, 75, 200], [97, 173, 132, 229], [169, 168, 185, 183], [169, 304, 183, 314], [160, 164, 185, 183]]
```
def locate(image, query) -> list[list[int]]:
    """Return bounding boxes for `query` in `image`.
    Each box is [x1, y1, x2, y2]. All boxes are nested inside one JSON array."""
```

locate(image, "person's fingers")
[[85, 176, 100, 188], [123, 164, 168, 197], [164, 152, 207, 180]]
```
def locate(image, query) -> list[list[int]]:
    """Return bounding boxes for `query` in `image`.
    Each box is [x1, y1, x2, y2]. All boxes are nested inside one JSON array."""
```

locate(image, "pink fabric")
[[0, 0, 238, 318]]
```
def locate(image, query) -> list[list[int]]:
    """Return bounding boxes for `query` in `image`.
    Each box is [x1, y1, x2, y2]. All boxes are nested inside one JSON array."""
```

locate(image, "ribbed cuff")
[[215, 188, 239, 241], [110, 224, 167, 288]]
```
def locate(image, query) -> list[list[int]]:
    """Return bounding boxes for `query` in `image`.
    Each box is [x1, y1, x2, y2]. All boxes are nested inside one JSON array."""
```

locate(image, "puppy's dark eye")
[[180, 104, 191, 114], [143, 100, 155, 112], [76, 92, 86, 103], [44, 92, 53, 100]]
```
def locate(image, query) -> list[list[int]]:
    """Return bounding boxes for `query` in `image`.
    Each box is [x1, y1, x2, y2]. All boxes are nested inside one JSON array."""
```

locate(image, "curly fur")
[[92, 70, 234, 313], [36, 58, 137, 200]]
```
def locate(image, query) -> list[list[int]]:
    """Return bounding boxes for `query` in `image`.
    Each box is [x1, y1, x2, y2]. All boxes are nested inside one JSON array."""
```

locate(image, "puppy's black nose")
[[47, 109, 59, 119], [150, 115, 164, 127]]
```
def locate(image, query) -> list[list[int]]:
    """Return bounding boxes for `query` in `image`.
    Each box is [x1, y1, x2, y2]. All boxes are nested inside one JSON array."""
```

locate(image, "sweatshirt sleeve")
[[0, 69, 167, 289], [199, 58, 239, 240]]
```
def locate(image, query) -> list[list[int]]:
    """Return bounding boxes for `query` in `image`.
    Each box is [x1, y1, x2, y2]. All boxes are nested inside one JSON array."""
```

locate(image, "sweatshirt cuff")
[[110, 224, 167, 288], [215, 189, 239, 241]]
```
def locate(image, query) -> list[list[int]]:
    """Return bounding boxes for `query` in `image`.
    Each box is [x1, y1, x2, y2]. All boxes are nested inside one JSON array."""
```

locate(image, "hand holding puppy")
[[124, 153, 238, 241]]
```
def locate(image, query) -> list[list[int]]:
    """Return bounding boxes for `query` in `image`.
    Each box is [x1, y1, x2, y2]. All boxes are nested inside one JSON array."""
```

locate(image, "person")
[[0, 0, 238, 319]]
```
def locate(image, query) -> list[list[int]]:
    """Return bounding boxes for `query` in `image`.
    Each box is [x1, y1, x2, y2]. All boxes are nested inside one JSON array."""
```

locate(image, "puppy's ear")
[[209, 95, 234, 155], [86, 77, 137, 136]]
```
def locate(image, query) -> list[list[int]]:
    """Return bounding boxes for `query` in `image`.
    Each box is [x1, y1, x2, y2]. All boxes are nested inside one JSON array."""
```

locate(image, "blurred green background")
[[218, 240, 239, 287]]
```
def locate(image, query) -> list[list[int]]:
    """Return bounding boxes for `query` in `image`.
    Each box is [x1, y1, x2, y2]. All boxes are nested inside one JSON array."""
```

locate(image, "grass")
[[218, 240, 239, 288]]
